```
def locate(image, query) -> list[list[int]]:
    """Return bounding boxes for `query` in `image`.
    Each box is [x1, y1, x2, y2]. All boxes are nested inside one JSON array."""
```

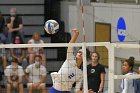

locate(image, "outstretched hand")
[[72, 28, 79, 33]]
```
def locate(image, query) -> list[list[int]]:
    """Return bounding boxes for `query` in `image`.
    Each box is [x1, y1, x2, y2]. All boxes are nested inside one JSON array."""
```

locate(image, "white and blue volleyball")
[[44, 20, 59, 34]]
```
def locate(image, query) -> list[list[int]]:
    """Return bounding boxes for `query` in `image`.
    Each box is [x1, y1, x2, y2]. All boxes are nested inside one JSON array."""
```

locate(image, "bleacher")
[[0, 0, 71, 89]]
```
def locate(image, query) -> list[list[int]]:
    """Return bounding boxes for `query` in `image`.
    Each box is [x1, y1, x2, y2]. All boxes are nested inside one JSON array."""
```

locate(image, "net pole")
[[108, 44, 115, 93], [81, 1, 88, 93]]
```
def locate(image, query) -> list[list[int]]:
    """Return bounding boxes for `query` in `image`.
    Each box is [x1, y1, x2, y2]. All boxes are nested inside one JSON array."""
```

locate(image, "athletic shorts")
[[49, 87, 70, 93]]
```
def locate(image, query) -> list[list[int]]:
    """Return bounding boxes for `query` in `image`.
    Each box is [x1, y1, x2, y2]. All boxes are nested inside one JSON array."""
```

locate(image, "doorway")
[[95, 22, 111, 66]]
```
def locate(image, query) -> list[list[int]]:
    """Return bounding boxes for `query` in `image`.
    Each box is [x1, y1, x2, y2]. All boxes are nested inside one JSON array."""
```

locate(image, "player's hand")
[[12, 82, 18, 88], [72, 28, 79, 33], [12, 75, 18, 81]]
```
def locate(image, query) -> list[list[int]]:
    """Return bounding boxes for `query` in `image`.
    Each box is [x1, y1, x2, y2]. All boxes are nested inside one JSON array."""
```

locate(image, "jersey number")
[[68, 73, 75, 79]]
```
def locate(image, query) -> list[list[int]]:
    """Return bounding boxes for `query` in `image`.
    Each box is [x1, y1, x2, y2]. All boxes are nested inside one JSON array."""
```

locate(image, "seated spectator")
[[4, 58, 25, 93], [0, 10, 7, 69], [0, 48, 6, 69], [0, 49, 6, 92], [0, 11, 7, 89], [28, 32, 46, 67], [0, 10, 6, 44], [25, 55, 47, 93], [0, 66, 3, 93], [10, 35, 28, 69], [6, 8, 24, 43]]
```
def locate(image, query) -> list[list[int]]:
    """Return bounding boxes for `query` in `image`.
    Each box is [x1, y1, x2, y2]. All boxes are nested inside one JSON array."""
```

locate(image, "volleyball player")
[[121, 57, 136, 93], [50, 28, 93, 93]]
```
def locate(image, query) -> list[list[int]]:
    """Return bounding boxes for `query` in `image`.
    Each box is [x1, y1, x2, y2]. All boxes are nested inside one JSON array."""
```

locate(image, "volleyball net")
[[0, 42, 140, 93]]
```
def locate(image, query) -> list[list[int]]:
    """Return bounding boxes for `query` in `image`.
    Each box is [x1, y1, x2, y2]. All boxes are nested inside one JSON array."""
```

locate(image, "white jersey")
[[4, 65, 25, 77], [25, 63, 46, 83], [121, 72, 136, 93], [28, 39, 44, 51], [51, 47, 83, 92]]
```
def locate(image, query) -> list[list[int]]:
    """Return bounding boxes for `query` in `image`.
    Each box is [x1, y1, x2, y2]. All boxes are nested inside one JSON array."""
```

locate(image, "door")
[[95, 22, 111, 66]]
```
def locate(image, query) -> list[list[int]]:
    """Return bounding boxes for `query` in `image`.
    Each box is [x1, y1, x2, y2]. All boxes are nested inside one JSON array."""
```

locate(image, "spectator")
[[87, 51, 106, 93], [0, 10, 7, 69], [0, 68, 3, 93], [121, 56, 136, 93], [0, 48, 6, 92], [28, 32, 46, 67], [25, 55, 47, 93], [6, 8, 23, 43], [10, 35, 28, 69], [0, 10, 7, 91], [0, 10, 6, 44], [4, 58, 25, 93]]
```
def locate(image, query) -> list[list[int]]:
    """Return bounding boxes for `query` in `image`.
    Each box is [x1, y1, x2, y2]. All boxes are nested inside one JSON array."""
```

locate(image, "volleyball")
[[44, 20, 59, 34]]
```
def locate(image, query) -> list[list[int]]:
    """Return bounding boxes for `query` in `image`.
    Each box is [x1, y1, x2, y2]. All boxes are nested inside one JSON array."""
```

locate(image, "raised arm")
[[67, 28, 79, 58], [69, 28, 79, 43]]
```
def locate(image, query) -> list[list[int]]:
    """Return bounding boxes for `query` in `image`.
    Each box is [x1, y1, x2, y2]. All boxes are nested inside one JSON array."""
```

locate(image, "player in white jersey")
[[121, 57, 136, 93], [50, 28, 93, 93]]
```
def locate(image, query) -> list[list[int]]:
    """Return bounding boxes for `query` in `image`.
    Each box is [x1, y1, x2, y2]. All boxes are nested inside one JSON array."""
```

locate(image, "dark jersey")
[[87, 63, 105, 92]]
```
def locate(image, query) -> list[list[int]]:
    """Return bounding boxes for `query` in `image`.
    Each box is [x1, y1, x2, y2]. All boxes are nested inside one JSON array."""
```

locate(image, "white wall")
[[60, 2, 140, 60], [92, 3, 140, 42], [60, 1, 94, 43], [77, 6, 94, 43], [60, 1, 73, 32], [92, 3, 140, 60]]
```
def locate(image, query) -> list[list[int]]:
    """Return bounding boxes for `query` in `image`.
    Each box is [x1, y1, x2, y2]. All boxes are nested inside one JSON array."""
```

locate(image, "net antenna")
[[79, 0, 88, 92]]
